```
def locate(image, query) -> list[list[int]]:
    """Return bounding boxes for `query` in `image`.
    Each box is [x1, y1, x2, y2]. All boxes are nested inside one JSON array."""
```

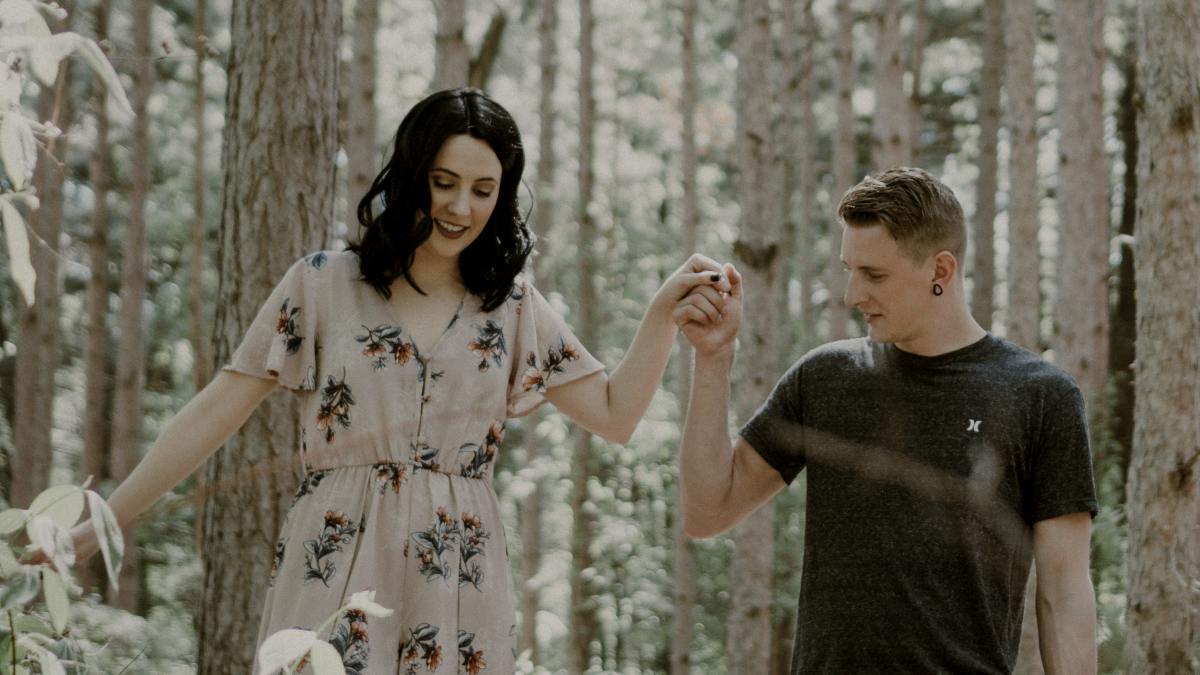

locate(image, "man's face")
[[840, 222, 937, 346]]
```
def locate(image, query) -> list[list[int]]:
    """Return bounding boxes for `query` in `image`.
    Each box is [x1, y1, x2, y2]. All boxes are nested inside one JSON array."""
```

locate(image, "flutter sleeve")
[[222, 256, 321, 391], [506, 280, 605, 418]]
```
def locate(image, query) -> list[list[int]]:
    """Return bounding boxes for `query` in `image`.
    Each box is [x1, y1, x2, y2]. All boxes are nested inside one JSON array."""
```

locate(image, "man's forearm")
[[679, 351, 735, 536], [1036, 577, 1098, 674]]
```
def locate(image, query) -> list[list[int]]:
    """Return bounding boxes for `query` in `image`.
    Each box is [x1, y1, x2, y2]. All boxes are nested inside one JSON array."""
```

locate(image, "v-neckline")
[[389, 286, 472, 359]]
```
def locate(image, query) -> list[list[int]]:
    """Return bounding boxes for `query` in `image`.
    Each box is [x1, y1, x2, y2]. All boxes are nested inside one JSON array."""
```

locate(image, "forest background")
[[0, 0, 1197, 673]]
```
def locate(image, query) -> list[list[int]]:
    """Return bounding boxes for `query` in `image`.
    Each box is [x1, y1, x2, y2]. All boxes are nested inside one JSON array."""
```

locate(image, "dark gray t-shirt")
[[740, 335, 1097, 675]]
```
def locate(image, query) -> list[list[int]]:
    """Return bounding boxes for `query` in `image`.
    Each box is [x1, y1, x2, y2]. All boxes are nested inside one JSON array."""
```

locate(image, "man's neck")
[[894, 305, 988, 357]]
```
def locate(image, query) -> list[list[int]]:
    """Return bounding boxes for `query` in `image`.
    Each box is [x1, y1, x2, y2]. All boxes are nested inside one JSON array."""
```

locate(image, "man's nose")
[[843, 273, 864, 308]]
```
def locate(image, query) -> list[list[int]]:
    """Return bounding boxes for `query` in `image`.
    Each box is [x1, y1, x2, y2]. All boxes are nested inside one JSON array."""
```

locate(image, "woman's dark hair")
[[348, 88, 532, 311]]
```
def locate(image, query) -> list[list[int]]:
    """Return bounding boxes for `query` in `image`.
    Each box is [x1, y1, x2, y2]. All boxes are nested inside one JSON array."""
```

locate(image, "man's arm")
[[676, 263, 786, 538], [1033, 511, 1097, 674]]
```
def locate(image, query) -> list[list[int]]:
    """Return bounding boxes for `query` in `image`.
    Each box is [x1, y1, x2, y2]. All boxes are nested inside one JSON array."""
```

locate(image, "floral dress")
[[226, 251, 604, 674]]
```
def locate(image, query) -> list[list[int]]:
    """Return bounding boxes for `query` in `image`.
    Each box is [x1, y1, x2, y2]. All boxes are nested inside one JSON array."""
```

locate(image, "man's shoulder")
[[799, 337, 876, 370], [983, 337, 1081, 400]]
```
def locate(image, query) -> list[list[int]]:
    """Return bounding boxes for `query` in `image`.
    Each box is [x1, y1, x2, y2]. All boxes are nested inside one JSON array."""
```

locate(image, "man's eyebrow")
[[430, 168, 498, 183]]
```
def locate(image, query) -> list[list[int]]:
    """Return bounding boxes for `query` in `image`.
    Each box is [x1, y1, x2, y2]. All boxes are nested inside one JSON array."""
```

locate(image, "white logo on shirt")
[[967, 419, 982, 433]]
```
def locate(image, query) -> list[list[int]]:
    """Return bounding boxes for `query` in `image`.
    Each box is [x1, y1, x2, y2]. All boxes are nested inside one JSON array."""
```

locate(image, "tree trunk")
[[346, 0, 379, 213], [80, 0, 114, 594], [432, 0, 468, 90], [518, 0, 559, 664], [12, 5, 74, 510], [796, 0, 817, 351], [1124, 1, 1200, 671], [872, 0, 909, 169], [107, 0, 153, 613], [1003, 0, 1040, 353], [671, 2, 699, 673], [568, 0, 598, 671], [828, 0, 855, 341], [190, 0, 212, 391], [468, 10, 507, 90], [970, 0, 1003, 330], [195, 2, 339, 672], [909, 0, 927, 161], [729, 0, 779, 672], [1052, 0, 1109, 398]]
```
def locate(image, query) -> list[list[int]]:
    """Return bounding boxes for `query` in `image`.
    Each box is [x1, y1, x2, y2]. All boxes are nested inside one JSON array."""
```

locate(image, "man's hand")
[[674, 262, 742, 358]]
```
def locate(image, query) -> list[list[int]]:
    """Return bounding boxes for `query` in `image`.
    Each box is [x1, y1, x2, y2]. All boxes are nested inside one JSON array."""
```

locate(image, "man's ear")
[[931, 250, 958, 287]]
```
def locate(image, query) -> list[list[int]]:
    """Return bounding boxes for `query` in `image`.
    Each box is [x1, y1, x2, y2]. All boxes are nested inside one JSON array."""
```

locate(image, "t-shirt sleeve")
[[506, 281, 606, 418], [739, 361, 806, 484], [223, 257, 320, 391], [1024, 381, 1098, 522]]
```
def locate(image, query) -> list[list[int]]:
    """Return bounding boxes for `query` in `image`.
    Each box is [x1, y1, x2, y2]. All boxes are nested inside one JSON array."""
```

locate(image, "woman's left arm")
[[545, 254, 729, 443]]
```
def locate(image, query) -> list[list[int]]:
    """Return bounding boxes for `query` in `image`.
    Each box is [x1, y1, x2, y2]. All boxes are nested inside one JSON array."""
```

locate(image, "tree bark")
[[1124, 1, 1200, 671], [80, 0, 114, 594], [909, 0, 927, 161], [671, 2, 699, 673], [568, 0, 598, 671], [190, 0, 212, 391], [468, 10, 507, 90], [828, 0, 855, 341], [107, 0, 153, 613], [346, 0, 379, 215], [1052, 0, 1109, 398], [12, 3, 74, 510], [195, 2, 339, 672], [872, 0, 910, 169], [432, 0, 469, 91], [1003, 0, 1040, 353], [970, 0, 1003, 330], [729, 1, 779, 672]]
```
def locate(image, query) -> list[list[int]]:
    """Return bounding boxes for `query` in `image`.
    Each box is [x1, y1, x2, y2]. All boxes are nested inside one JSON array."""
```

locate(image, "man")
[[675, 168, 1098, 674]]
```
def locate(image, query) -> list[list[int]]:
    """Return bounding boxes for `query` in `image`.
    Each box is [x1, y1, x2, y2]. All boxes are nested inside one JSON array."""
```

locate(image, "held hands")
[[672, 260, 742, 359], [653, 253, 732, 315]]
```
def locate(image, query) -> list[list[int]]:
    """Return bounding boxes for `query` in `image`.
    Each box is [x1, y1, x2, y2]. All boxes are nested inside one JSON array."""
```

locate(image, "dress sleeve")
[[506, 281, 605, 418], [222, 257, 320, 391]]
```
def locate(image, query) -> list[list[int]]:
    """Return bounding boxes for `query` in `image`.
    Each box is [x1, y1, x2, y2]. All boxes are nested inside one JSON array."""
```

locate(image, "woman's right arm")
[[69, 370, 279, 561]]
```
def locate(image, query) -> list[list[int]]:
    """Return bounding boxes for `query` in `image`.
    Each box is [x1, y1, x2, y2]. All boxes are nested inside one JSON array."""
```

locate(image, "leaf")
[[0, 541, 19, 576], [343, 589, 394, 618], [1, 197, 36, 306], [40, 568, 67, 634], [256, 628, 317, 675], [85, 491, 123, 590], [24, 515, 73, 576], [28, 32, 82, 87], [76, 38, 133, 118], [0, 0, 50, 37], [0, 112, 36, 191], [0, 566, 40, 609], [34, 647, 66, 675], [28, 485, 84, 530], [0, 508, 26, 536], [307, 641, 346, 675]]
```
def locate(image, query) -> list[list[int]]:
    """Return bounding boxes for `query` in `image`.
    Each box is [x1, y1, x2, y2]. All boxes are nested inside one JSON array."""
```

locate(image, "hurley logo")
[[967, 419, 982, 433]]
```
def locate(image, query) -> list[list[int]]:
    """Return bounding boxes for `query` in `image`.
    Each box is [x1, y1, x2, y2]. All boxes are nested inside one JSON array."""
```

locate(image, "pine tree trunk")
[[568, 0, 599, 671], [1003, 0, 1040, 353], [190, 0, 212, 391], [432, 0, 468, 90], [909, 0, 927, 160], [872, 0, 909, 169], [671, 2, 699, 672], [971, 0, 1003, 330], [828, 0, 855, 341], [1124, 1, 1200, 671], [107, 0, 153, 613], [80, 0, 114, 594], [12, 8, 74, 510], [1052, 0, 1109, 398], [729, 1, 779, 672], [796, 0, 817, 350], [195, 2, 339, 672], [346, 0, 379, 211], [468, 11, 507, 90]]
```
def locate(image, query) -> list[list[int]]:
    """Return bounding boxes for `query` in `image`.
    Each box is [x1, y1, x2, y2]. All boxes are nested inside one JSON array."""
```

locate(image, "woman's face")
[[417, 134, 503, 262]]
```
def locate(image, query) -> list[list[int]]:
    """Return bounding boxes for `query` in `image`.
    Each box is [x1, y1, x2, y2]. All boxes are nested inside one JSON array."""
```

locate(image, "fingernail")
[[709, 273, 720, 282]]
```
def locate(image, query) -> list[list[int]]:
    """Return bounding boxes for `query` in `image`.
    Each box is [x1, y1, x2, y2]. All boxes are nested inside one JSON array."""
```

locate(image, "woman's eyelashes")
[[431, 181, 493, 199]]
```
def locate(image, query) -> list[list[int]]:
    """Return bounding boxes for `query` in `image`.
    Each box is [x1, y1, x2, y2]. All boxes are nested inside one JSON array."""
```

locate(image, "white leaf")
[[1, 111, 37, 191], [1, 196, 36, 306], [86, 490, 123, 589], [24, 515, 73, 573], [28, 485, 85, 529], [41, 567, 68, 634], [0, 507, 26, 535], [256, 628, 317, 674], [0, 565, 39, 609], [35, 648, 66, 675], [343, 589, 393, 618], [308, 641, 346, 675], [0, 59, 22, 108], [28, 32, 81, 87], [0, 540, 19, 575], [0, 0, 46, 35], [77, 38, 133, 119]]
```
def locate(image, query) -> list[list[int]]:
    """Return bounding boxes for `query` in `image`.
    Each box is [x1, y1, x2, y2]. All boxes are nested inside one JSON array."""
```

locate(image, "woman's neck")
[[406, 247, 464, 293]]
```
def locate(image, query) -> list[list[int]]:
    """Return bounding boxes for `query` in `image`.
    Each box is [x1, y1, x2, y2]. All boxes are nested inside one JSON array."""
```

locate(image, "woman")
[[59, 88, 730, 673]]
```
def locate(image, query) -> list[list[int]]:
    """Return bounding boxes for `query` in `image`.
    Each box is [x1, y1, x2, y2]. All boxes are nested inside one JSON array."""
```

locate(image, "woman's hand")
[[21, 522, 102, 572], [674, 262, 742, 358], [651, 253, 732, 322]]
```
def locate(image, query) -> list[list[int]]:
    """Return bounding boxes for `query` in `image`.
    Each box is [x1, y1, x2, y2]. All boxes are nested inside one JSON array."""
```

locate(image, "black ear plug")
[[710, 273, 720, 282]]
